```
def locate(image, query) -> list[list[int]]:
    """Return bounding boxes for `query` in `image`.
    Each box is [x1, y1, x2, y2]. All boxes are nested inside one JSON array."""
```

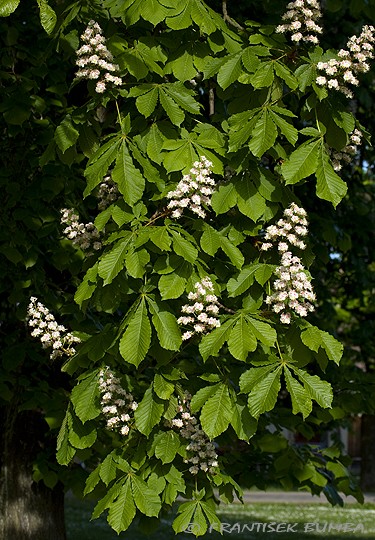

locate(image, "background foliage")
[[1, 0, 375, 537]]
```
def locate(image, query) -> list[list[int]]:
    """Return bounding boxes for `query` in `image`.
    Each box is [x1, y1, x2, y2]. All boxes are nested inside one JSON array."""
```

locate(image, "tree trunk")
[[0, 406, 67, 540], [360, 414, 375, 492]]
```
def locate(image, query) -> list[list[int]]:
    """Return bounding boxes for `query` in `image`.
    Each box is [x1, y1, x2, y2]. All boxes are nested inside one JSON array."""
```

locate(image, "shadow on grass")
[[65, 496, 375, 540]]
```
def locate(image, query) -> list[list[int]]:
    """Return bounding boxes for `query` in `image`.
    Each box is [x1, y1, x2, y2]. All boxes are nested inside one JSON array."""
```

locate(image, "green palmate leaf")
[[172, 501, 196, 535], [84, 467, 101, 496], [56, 406, 76, 465], [74, 263, 98, 307], [54, 117, 79, 153], [239, 364, 279, 393], [300, 324, 343, 364], [281, 139, 320, 185], [158, 272, 187, 299], [71, 370, 101, 423], [112, 141, 145, 206], [119, 299, 151, 367], [92, 482, 122, 520], [148, 227, 172, 251], [217, 52, 243, 90], [68, 413, 97, 449], [84, 136, 120, 196], [166, 83, 200, 114], [159, 88, 185, 126], [134, 386, 164, 436], [284, 366, 312, 419], [125, 247, 150, 278], [249, 109, 277, 157], [171, 231, 198, 262], [227, 315, 257, 361], [247, 365, 282, 418], [99, 452, 118, 486], [190, 384, 220, 413], [274, 60, 298, 89], [200, 382, 232, 438], [211, 182, 237, 214], [37, 0, 57, 34], [292, 366, 333, 409], [153, 373, 174, 399], [147, 297, 182, 350], [136, 87, 159, 117], [108, 480, 136, 534], [98, 232, 133, 285], [131, 475, 162, 516], [227, 263, 261, 297], [0, 0, 20, 16], [270, 110, 298, 145], [230, 399, 257, 440], [154, 431, 181, 463], [251, 61, 274, 88], [219, 235, 244, 269], [246, 316, 276, 346], [316, 143, 347, 207], [254, 263, 275, 285], [200, 225, 221, 255], [199, 320, 233, 361]]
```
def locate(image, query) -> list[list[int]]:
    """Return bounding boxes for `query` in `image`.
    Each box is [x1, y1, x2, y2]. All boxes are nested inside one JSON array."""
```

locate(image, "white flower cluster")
[[171, 394, 219, 475], [178, 277, 220, 341], [27, 297, 80, 360], [60, 208, 102, 254], [261, 202, 308, 252], [97, 175, 121, 211], [329, 129, 363, 172], [167, 156, 215, 219], [262, 204, 316, 324], [98, 367, 138, 436], [316, 25, 375, 98], [276, 0, 322, 45], [76, 20, 122, 94]]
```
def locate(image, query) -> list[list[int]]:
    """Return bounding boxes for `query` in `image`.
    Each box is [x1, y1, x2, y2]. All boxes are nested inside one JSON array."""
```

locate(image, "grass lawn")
[[65, 496, 375, 539]]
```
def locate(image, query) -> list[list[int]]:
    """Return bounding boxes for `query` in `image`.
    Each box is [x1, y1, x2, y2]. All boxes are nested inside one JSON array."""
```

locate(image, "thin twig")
[[217, 301, 236, 314], [222, 0, 245, 32], [208, 84, 215, 116]]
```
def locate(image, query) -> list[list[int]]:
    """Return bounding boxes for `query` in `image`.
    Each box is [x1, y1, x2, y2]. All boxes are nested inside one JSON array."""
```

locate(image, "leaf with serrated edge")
[[107, 480, 136, 534], [200, 383, 232, 438], [247, 366, 282, 418], [284, 366, 312, 419], [228, 316, 257, 361], [134, 386, 164, 436], [292, 366, 333, 409], [119, 299, 151, 367]]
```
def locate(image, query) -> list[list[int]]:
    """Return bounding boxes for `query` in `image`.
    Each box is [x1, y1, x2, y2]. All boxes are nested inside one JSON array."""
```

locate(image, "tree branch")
[[222, 0, 245, 32]]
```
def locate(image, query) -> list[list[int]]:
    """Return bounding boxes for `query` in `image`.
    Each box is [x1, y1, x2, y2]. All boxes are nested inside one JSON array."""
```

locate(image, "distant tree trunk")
[[360, 414, 375, 492], [0, 406, 66, 540]]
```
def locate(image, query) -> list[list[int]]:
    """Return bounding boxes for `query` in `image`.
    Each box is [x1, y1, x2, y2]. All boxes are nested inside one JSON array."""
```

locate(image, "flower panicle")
[[316, 25, 375, 98], [167, 156, 215, 219], [60, 208, 102, 254], [98, 367, 138, 436], [276, 0, 322, 45], [75, 20, 123, 94], [328, 129, 363, 172], [27, 297, 80, 360], [170, 393, 219, 475], [177, 277, 220, 340], [262, 203, 316, 324]]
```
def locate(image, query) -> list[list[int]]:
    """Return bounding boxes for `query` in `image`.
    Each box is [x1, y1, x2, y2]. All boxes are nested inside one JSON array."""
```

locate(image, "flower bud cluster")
[[76, 20, 122, 94], [60, 208, 102, 254], [27, 297, 80, 360], [167, 156, 215, 219], [178, 277, 220, 340], [262, 204, 316, 324], [261, 202, 308, 252], [316, 25, 375, 98], [329, 129, 363, 172], [276, 0, 322, 45], [170, 394, 219, 475], [98, 367, 138, 436], [97, 175, 121, 211]]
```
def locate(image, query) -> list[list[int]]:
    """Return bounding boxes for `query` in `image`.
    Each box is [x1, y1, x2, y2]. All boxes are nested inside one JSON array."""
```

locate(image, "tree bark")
[[360, 414, 375, 492], [0, 406, 67, 540]]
